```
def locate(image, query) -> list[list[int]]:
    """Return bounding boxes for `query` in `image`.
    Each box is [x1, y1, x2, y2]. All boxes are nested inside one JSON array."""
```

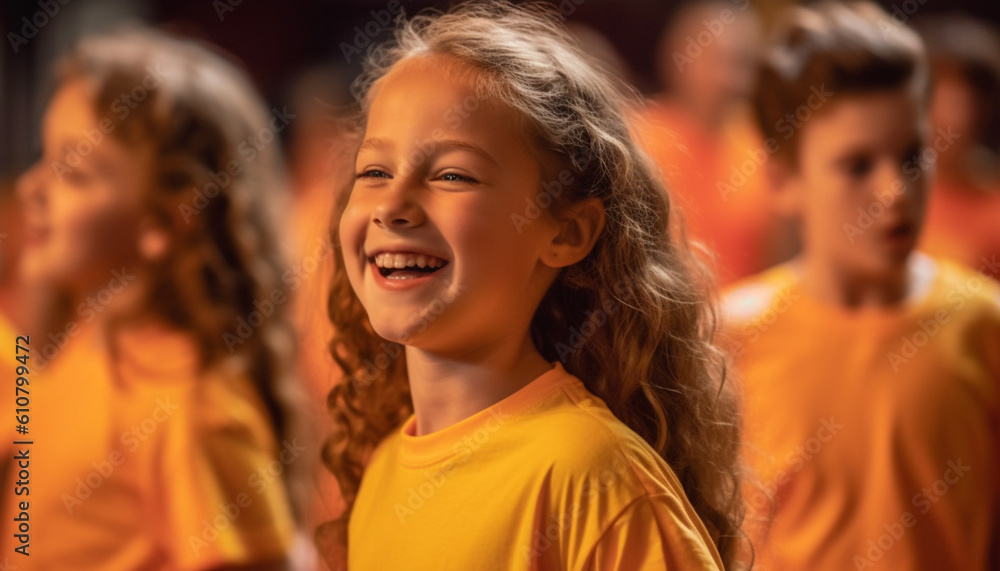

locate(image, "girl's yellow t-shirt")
[[348, 362, 724, 571], [0, 318, 296, 569], [723, 257, 1000, 570]]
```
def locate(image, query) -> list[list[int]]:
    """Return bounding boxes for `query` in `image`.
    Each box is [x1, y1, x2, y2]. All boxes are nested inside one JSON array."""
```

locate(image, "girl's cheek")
[[76, 198, 141, 266], [339, 206, 364, 250]]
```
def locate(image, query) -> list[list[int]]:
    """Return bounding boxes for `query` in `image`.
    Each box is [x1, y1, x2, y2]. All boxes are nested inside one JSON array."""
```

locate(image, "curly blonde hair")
[[322, 1, 749, 567], [58, 27, 305, 518]]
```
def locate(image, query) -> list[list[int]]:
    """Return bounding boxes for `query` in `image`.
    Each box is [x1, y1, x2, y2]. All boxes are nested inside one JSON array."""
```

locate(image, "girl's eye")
[[439, 172, 478, 183], [355, 169, 391, 179]]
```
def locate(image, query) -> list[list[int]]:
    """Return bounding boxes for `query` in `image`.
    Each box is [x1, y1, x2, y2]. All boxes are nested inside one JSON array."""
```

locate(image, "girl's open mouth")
[[370, 251, 449, 281]]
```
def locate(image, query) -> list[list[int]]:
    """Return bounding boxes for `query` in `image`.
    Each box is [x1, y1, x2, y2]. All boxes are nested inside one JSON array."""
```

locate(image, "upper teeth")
[[373, 252, 446, 269]]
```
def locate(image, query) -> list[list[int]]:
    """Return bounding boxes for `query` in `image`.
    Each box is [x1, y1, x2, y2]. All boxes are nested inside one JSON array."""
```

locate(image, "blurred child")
[[4, 28, 304, 569], [915, 15, 1000, 278], [632, 0, 794, 285], [723, 3, 1000, 569], [321, 1, 748, 569]]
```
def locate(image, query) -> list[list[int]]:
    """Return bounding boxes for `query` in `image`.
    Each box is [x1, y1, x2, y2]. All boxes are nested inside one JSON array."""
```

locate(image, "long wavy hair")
[[57, 28, 304, 517], [322, 2, 748, 567]]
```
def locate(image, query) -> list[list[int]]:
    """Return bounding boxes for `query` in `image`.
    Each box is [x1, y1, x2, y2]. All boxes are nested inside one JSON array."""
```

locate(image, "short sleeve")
[[151, 371, 296, 570], [581, 495, 723, 571]]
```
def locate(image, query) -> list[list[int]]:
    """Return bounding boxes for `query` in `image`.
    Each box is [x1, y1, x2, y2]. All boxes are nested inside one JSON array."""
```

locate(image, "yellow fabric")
[[0, 312, 20, 467], [722, 258, 1000, 570], [0, 319, 295, 569], [348, 362, 724, 571]]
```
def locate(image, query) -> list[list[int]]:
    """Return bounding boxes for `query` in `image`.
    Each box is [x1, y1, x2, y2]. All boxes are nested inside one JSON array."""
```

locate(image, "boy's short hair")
[[753, 1, 928, 166]]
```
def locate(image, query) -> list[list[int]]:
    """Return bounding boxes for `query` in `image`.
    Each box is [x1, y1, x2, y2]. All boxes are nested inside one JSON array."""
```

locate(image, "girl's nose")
[[371, 185, 426, 229], [16, 162, 47, 206]]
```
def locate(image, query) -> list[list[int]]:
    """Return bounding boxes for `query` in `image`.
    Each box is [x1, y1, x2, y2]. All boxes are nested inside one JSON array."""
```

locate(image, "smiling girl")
[[321, 2, 747, 569], [5, 29, 302, 569]]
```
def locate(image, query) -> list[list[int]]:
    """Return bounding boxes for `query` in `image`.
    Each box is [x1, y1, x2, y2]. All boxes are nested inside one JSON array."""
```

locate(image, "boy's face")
[[778, 89, 929, 280]]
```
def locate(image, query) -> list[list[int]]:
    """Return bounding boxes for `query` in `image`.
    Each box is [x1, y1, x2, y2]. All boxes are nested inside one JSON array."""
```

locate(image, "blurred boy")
[[723, 3, 1000, 569]]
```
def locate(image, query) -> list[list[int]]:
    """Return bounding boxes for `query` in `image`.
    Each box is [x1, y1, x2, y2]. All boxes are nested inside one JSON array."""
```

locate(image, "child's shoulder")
[[923, 256, 1000, 325], [115, 321, 276, 446], [720, 262, 800, 325], [523, 378, 689, 500]]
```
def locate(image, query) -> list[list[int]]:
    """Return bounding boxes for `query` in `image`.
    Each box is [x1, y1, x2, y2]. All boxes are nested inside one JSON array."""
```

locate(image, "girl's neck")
[[405, 333, 553, 436], [71, 271, 155, 332]]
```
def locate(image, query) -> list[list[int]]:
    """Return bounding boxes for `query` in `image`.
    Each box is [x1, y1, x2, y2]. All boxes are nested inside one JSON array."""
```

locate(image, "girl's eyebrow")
[[359, 137, 499, 167]]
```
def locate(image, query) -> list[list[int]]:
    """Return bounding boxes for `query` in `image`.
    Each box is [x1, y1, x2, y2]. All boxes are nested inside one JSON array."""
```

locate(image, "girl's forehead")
[[379, 52, 489, 97], [391, 51, 467, 74], [364, 51, 542, 162]]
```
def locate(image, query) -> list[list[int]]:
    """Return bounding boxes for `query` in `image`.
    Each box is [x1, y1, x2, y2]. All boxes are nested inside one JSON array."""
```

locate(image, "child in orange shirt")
[[631, 0, 794, 286], [723, 3, 1000, 569], [915, 15, 1000, 278], [5, 28, 303, 569], [319, 2, 748, 569]]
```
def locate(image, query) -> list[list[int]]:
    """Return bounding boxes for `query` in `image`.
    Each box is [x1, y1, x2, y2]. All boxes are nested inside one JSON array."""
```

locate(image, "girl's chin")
[[370, 321, 423, 346]]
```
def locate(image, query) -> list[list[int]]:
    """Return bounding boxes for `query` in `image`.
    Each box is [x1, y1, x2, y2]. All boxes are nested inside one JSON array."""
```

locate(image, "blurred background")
[[3, 0, 1000, 568], [2, 0, 999, 179], [3, 0, 1000, 290]]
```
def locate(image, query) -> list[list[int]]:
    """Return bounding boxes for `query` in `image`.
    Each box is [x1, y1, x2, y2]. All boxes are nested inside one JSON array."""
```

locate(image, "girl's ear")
[[542, 197, 606, 268], [138, 217, 170, 261]]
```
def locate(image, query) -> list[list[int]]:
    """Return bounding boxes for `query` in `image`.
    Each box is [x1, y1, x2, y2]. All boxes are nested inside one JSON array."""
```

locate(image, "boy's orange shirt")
[[0, 318, 296, 569], [920, 178, 1000, 278], [631, 100, 776, 285], [723, 257, 1000, 570]]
